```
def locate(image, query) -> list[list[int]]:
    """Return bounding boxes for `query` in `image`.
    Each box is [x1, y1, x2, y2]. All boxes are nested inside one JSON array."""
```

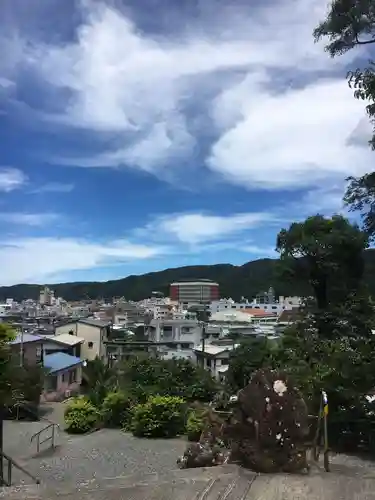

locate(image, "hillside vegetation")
[[2, 249, 375, 302]]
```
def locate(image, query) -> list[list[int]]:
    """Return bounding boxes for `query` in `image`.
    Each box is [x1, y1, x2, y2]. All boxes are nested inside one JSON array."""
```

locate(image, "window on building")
[[181, 327, 191, 334], [68, 330, 74, 335], [36, 345, 42, 363], [69, 369, 77, 384], [180, 343, 192, 350], [47, 375, 58, 391], [88, 342, 93, 349], [206, 358, 212, 367], [62, 373, 66, 383], [220, 359, 229, 365]]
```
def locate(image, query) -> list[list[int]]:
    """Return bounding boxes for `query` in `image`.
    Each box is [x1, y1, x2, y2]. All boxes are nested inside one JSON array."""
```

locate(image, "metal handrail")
[[31, 422, 59, 454], [0, 451, 40, 486]]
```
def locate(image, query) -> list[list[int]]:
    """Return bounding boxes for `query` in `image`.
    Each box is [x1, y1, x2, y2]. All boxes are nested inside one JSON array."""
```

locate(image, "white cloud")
[[150, 211, 278, 245], [208, 79, 372, 190], [1, 0, 371, 190], [0, 237, 164, 285], [241, 245, 277, 258], [0, 212, 60, 226], [0, 168, 27, 192]]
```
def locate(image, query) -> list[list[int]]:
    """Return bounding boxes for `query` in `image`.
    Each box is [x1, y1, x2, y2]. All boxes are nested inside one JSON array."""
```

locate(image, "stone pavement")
[[2, 402, 375, 499], [2, 463, 375, 500]]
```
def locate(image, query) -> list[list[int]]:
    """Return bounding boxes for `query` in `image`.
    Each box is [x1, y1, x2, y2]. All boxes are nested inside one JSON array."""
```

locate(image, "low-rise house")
[[146, 318, 203, 360], [9, 333, 44, 365], [42, 333, 85, 358], [42, 352, 83, 402], [193, 344, 238, 381], [54, 318, 110, 361]]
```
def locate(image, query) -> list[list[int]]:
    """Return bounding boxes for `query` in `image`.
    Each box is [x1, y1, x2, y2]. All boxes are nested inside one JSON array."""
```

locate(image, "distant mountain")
[[3, 250, 375, 302]]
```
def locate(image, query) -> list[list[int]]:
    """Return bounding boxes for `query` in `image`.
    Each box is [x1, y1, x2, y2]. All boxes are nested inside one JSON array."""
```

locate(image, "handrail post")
[[52, 424, 55, 448], [0, 406, 3, 486], [7, 459, 11, 486], [322, 390, 330, 472], [37, 434, 40, 454]]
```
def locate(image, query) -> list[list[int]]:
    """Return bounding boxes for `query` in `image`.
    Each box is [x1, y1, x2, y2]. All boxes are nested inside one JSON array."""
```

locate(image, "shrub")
[[186, 409, 205, 442], [64, 398, 100, 434], [119, 357, 219, 403], [131, 395, 186, 438], [102, 390, 133, 428]]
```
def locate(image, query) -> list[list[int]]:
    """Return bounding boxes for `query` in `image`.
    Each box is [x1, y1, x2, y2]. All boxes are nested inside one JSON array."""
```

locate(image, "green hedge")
[[131, 395, 186, 438], [102, 390, 134, 428], [64, 397, 100, 434]]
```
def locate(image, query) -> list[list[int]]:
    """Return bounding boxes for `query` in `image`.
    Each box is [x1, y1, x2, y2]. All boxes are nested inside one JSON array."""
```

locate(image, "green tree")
[[0, 324, 18, 409], [82, 358, 117, 407], [276, 215, 375, 450], [314, 1, 375, 237], [119, 356, 218, 403], [314, 0, 375, 147], [227, 337, 276, 392], [276, 215, 368, 310]]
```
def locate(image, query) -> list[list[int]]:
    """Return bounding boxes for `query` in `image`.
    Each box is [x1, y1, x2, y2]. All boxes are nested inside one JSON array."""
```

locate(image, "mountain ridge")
[[3, 250, 375, 302]]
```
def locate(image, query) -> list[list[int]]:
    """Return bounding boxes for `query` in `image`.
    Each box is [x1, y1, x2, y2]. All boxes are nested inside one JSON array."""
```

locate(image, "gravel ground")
[[9, 429, 187, 486]]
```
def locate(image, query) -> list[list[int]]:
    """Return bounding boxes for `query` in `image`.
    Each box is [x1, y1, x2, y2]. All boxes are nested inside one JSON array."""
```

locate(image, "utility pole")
[[19, 322, 24, 367], [201, 321, 206, 369]]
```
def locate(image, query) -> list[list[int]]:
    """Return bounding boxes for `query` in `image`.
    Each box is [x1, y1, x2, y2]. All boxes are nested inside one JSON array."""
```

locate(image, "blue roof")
[[44, 352, 82, 373], [10, 333, 44, 345]]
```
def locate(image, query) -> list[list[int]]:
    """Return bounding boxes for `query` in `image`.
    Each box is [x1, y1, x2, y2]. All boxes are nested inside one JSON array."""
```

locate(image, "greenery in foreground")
[[64, 355, 219, 436]]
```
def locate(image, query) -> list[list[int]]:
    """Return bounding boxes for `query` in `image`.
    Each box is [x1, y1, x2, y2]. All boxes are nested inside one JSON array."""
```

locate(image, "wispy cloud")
[[0, 236, 165, 285], [149, 211, 279, 245], [0, 212, 60, 226], [29, 182, 75, 194], [0, 167, 27, 192], [0, 0, 371, 191]]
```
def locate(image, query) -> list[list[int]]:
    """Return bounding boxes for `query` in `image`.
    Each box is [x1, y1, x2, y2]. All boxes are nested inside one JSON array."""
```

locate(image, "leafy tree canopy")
[[315, 1, 375, 236], [227, 337, 278, 393], [276, 215, 368, 309]]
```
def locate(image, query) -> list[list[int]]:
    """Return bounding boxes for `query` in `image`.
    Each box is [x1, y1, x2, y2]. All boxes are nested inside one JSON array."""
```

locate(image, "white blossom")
[[273, 380, 287, 396]]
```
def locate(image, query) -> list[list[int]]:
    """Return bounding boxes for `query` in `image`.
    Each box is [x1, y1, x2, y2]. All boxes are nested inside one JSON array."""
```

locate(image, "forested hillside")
[[2, 249, 375, 302]]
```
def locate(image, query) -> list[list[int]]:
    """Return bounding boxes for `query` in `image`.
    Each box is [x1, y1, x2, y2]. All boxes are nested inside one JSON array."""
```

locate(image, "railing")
[[31, 422, 59, 454], [0, 451, 40, 486]]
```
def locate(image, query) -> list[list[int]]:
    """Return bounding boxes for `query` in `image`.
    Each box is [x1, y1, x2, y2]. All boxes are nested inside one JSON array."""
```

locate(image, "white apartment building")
[[0, 303, 12, 317], [210, 296, 301, 315], [146, 317, 203, 361]]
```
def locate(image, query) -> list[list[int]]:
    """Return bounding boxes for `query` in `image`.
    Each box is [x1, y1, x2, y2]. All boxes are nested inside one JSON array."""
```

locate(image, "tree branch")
[[355, 34, 375, 45]]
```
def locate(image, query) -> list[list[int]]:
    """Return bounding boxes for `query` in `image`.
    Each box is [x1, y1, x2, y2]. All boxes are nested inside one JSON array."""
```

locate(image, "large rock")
[[225, 368, 310, 472], [178, 368, 310, 473]]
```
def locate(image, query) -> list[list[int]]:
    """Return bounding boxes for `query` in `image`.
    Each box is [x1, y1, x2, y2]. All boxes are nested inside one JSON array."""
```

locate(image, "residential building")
[[42, 352, 83, 402], [42, 333, 84, 358], [54, 318, 110, 361], [255, 287, 276, 304], [39, 286, 55, 306], [170, 279, 219, 306], [112, 300, 145, 326], [210, 296, 302, 315], [193, 344, 237, 381], [146, 317, 203, 360], [9, 333, 44, 366]]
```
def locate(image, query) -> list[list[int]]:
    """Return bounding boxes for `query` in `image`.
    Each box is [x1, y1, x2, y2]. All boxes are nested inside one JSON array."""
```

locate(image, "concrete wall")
[[55, 323, 105, 361], [11, 341, 43, 365]]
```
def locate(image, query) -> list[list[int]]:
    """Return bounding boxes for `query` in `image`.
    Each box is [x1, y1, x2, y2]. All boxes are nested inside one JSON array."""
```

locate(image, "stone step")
[[0, 466, 255, 500], [1, 465, 375, 500], [4, 421, 64, 460]]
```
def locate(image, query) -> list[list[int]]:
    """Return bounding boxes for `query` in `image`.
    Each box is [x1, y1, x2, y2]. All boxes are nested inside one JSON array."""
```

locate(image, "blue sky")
[[0, 0, 373, 286]]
